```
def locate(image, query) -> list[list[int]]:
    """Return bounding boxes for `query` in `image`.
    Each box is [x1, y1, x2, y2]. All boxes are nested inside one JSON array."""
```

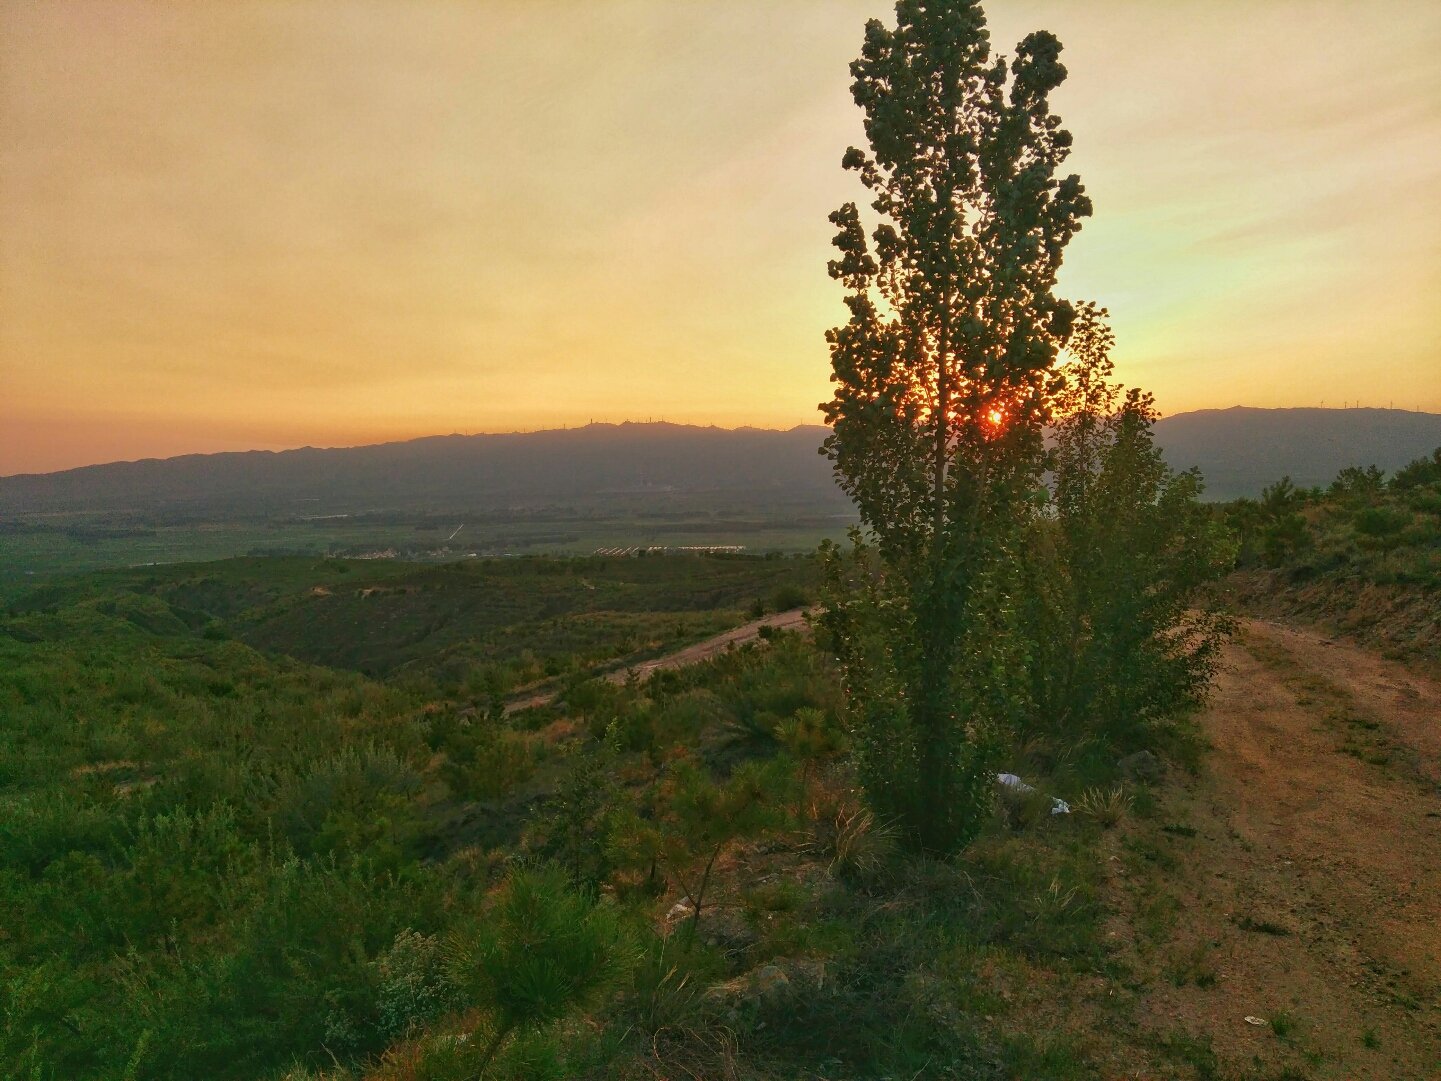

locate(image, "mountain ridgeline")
[[1, 423, 848, 518], [4, 408, 1439, 517]]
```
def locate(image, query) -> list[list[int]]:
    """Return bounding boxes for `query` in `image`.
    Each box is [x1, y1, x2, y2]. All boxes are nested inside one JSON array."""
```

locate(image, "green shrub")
[[1025, 386, 1235, 749], [374, 929, 458, 1042], [446, 865, 632, 1075], [1352, 505, 1409, 538], [274, 746, 429, 867], [769, 584, 812, 611], [611, 757, 796, 941], [1390, 447, 1441, 490]]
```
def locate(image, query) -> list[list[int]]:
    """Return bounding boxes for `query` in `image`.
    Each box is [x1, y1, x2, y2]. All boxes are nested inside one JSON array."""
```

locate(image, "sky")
[[2, 1, 1438, 475]]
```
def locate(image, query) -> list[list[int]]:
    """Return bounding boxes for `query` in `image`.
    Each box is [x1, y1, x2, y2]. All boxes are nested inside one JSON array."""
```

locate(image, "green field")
[[0, 509, 854, 597]]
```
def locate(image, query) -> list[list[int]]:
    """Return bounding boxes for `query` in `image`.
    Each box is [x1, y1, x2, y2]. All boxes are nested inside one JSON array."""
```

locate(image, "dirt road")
[[504, 607, 813, 714], [1109, 618, 1441, 1079]]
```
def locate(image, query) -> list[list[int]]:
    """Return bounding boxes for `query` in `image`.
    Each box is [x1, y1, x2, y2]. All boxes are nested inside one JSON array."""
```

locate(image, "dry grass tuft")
[[1074, 785, 1132, 828]]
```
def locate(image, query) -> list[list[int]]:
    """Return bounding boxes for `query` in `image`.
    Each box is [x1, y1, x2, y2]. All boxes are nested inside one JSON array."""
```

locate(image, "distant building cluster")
[[593, 545, 746, 557]]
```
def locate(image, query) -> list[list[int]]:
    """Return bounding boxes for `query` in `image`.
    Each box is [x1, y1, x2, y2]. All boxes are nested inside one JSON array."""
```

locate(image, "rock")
[[752, 965, 790, 998], [702, 907, 759, 955], [666, 900, 694, 922], [1118, 750, 1164, 785]]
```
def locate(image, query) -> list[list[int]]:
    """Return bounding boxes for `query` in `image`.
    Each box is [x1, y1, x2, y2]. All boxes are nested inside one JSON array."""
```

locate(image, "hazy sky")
[[3, 1, 1438, 474]]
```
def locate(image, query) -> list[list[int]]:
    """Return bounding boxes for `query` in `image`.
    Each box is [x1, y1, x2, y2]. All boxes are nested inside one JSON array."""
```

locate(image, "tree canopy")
[[822, 0, 1091, 563]]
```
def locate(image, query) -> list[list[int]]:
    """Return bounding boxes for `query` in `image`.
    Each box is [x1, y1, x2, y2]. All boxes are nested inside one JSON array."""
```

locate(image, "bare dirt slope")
[[1105, 618, 1441, 1079]]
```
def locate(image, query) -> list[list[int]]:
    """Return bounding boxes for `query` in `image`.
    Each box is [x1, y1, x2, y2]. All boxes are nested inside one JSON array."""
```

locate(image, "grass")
[[1235, 915, 1292, 937], [1167, 941, 1219, 989], [3, 548, 1359, 1081], [6, 552, 820, 692], [1075, 785, 1132, 828], [1220, 453, 1441, 672], [0, 561, 1138, 1080], [0, 556, 839, 1080], [1269, 1010, 1298, 1039]]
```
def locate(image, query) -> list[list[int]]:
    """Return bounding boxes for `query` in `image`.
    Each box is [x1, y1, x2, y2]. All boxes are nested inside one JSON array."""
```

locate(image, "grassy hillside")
[[2, 553, 1243, 1081], [1218, 448, 1441, 673], [7, 553, 820, 689]]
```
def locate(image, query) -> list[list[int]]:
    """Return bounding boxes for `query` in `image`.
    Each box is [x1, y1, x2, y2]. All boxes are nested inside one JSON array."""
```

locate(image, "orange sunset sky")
[[2, 1, 1439, 475]]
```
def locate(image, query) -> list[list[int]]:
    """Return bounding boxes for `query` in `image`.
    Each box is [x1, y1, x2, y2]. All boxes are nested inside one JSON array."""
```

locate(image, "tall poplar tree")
[[821, 0, 1091, 853]]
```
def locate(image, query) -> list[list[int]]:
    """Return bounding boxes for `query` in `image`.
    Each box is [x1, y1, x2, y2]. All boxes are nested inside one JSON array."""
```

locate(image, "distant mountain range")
[[1152, 407, 1441, 499], [0, 423, 849, 518], [3, 408, 1438, 516]]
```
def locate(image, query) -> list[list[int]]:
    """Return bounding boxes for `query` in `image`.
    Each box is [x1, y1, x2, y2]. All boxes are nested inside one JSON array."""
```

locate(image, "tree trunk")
[[933, 304, 950, 540]]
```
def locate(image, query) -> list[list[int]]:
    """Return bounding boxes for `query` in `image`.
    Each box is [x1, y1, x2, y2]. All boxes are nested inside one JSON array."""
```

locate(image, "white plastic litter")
[[996, 772, 1071, 815]]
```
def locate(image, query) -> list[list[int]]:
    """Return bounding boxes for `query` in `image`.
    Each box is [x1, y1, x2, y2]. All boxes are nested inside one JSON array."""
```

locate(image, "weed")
[[1167, 941, 1217, 989], [1137, 891, 1181, 944], [998, 785, 1057, 831], [1125, 833, 1180, 873], [1155, 1029, 1219, 1080], [743, 879, 806, 915], [1075, 785, 1132, 828], [1028, 876, 1082, 929], [809, 796, 898, 883], [1390, 989, 1420, 1011], [1235, 915, 1292, 937], [999, 1030, 1094, 1079], [626, 935, 704, 1036], [1269, 1010, 1297, 1038]]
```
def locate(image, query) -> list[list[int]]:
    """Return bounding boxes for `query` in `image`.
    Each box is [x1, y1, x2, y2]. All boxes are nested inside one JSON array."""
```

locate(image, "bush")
[[611, 756, 796, 940], [1352, 505, 1409, 538], [1390, 447, 1441, 490], [1026, 385, 1235, 748], [1263, 511, 1312, 566], [769, 584, 812, 611], [374, 930, 458, 1042], [445, 865, 632, 1073], [273, 746, 429, 867]]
